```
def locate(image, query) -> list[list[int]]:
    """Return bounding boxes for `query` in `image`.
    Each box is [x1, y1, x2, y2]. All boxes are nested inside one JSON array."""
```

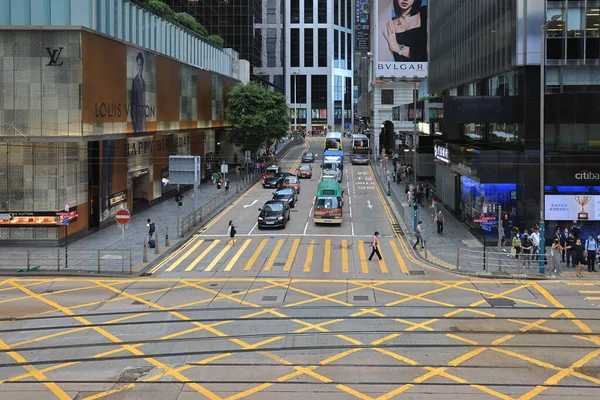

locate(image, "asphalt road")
[[147, 138, 440, 279]]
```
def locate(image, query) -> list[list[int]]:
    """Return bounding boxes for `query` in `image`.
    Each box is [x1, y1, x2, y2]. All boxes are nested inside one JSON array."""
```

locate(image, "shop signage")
[[45, 47, 64, 66], [545, 195, 600, 221], [109, 190, 128, 207], [434, 144, 450, 163], [0, 211, 78, 226], [125, 135, 202, 156], [575, 170, 600, 180], [94, 103, 156, 119]]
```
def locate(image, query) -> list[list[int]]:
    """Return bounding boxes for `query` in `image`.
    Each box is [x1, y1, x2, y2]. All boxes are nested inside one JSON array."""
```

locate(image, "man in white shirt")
[[413, 221, 424, 250], [531, 228, 540, 263]]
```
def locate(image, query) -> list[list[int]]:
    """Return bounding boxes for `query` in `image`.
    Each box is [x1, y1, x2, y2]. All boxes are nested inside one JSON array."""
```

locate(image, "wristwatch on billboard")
[[397, 45, 405, 55]]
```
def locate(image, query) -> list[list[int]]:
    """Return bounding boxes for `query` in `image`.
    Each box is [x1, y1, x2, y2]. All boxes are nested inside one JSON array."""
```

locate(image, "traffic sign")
[[221, 164, 229, 174], [345, 122, 351, 129], [115, 209, 131, 225]]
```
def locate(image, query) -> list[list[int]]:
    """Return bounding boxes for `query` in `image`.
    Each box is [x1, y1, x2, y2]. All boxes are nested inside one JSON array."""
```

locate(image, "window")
[[291, 0, 300, 23], [341, 31, 346, 65], [318, 0, 327, 23], [334, 0, 339, 25], [254, 28, 262, 67], [291, 29, 300, 67], [318, 29, 327, 67], [345, 77, 352, 104], [267, 0, 277, 23], [273, 75, 284, 90], [267, 29, 277, 67], [381, 89, 394, 105], [334, 30, 339, 60], [464, 123, 487, 141], [311, 75, 328, 105], [347, 0, 352, 28], [290, 74, 307, 103], [305, 0, 313, 23], [341, 0, 345, 27], [334, 76, 343, 101], [347, 32, 352, 69], [305, 28, 314, 67]]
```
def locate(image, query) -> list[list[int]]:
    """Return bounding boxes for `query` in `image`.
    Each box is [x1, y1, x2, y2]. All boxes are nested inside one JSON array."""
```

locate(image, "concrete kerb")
[[138, 139, 305, 276], [371, 162, 553, 280]]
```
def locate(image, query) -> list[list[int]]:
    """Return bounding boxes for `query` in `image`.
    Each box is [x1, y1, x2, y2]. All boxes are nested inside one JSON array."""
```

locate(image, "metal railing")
[[456, 247, 551, 275], [0, 249, 134, 274]]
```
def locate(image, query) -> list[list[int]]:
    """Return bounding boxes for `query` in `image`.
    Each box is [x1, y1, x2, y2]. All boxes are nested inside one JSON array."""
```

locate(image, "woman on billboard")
[[380, 0, 427, 62]]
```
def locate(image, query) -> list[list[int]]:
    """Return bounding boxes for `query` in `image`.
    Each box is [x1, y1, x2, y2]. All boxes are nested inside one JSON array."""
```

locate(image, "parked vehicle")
[[258, 200, 290, 229]]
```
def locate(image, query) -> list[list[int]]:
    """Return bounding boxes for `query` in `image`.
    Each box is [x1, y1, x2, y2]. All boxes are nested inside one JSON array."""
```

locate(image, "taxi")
[[282, 175, 301, 194]]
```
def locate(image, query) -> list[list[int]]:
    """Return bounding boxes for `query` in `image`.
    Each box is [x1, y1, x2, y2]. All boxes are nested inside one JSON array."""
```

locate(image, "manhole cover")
[[409, 270, 426, 275], [353, 295, 369, 301], [486, 298, 515, 307], [262, 296, 277, 301], [231, 290, 240, 294]]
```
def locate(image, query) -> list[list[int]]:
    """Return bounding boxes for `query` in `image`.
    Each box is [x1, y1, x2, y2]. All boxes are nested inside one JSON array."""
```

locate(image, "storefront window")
[[489, 123, 519, 143], [464, 123, 486, 141]]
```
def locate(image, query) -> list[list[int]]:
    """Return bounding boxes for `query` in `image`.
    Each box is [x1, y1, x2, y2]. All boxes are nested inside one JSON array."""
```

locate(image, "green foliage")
[[173, 13, 208, 37], [147, 0, 175, 18], [208, 35, 224, 48], [225, 83, 290, 153], [418, 95, 438, 101]]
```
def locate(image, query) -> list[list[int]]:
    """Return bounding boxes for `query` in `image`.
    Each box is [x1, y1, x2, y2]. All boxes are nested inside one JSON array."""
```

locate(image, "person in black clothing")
[[521, 232, 533, 267], [565, 233, 575, 268], [560, 228, 569, 262], [573, 238, 585, 278], [571, 220, 581, 239]]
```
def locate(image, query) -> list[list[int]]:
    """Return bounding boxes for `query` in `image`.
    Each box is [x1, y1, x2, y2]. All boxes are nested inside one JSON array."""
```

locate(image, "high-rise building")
[[429, 0, 600, 238], [285, 0, 354, 132], [166, 0, 284, 92]]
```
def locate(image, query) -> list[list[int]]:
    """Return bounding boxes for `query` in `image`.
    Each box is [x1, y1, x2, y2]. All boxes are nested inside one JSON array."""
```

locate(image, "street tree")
[[225, 82, 290, 154]]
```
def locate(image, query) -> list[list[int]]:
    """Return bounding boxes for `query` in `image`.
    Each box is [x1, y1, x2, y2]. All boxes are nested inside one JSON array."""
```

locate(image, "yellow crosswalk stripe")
[[165, 239, 205, 272], [264, 239, 285, 271], [184, 240, 220, 272], [389, 240, 409, 274], [379, 257, 388, 274], [284, 238, 301, 271], [358, 240, 368, 274], [341, 240, 349, 273], [304, 240, 315, 272], [323, 239, 331, 273], [245, 238, 268, 271], [224, 239, 252, 272], [204, 242, 233, 272]]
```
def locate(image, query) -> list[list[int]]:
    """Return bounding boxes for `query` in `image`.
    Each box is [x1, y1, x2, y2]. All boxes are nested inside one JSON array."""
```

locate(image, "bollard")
[[155, 232, 160, 254], [97, 249, 101, 273], [57, 248, 60, 271], [26, 249, 30, 271], [129, 250, 133, 275], [456, 247, 460, 270], [165, 227, 170, 247], [143, 239, 148, 263]]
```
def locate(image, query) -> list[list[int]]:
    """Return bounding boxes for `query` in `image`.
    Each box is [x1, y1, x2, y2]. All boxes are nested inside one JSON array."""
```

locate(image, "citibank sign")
[[575, 170, 600, 180]]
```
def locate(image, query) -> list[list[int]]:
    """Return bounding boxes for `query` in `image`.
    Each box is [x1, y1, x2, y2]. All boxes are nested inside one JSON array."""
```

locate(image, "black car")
[[272, 188, 296, 208], [257, 201, 291, 229], [301, 152, 315, 163], [263, 172, 293, 188]]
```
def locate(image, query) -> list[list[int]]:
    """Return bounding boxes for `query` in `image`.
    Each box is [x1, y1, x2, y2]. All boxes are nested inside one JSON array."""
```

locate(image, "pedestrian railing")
[[456, 247, 551, 275], [0, 249, 134, 274]]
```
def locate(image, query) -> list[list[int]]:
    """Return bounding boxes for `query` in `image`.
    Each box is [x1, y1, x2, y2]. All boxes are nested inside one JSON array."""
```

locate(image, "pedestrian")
[[521, 231, 532, 267], [146, 218, 156, 248], [574, 238, 585, 278], [571, 220, 581, 239], [561, 228, 569, 262], [217, 178, 222, 194], [512, 230, 522, 261], [236, 165, 241, 178], [566, 233, 575, 268], [224, 178, 230, 192], [585, 233, 597, 272], [227, 220, 236, 245], [531, 227, 540, 263], [211, 171, 218, 185], [551, 238, 563, 274], [368, 231, 383, 261], [413, 221, 424, 250], [435, 210, 444, 234]]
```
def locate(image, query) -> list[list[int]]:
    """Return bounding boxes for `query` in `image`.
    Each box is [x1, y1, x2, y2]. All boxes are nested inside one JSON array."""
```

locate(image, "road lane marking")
[[358, 240, 368, 274], [149, 235, 200, 274], [389, 240, 409, 274], [243, 200, 258, 209], [185, 240, 220, 272], [303, 240, 315, 272], [303, 222, 308, 235], [351, 222, 355, 237], [244, 238, 268, 271], [349, 205, 352, 218], [204, 242, 233, 272], [165, 239, 205, 272], [341, 240, 349, 273], [224, 239, 252, 271], [201, 182, 259, 232], [323, 239, 331, 273], [264, 239, 285, 271], [284, 238, 301, 271], [248, 222, 258, 235], [379, 256, 389, 274]]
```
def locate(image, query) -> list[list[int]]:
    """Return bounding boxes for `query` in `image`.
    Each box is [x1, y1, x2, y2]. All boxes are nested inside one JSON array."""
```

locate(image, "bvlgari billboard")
[[375, 0, 428, 78]]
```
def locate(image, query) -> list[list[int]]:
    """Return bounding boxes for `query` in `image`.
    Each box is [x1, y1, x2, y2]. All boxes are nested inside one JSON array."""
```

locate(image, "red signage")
[[115, 209, 131, 225]]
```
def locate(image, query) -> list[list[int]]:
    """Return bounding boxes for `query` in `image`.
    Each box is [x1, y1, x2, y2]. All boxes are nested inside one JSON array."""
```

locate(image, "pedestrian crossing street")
[[148, 235, 413, 276]]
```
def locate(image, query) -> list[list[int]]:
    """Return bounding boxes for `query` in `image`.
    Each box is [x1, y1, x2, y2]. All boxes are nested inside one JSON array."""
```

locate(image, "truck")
[[321, 149, 344, 182]]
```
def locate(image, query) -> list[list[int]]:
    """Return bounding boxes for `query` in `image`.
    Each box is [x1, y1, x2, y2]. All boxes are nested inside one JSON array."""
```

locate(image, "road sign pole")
[[64, 202, 69, 269], [121, 224, 125, 273], [194, 182, 198, 211], [177, 183, 180, 238]]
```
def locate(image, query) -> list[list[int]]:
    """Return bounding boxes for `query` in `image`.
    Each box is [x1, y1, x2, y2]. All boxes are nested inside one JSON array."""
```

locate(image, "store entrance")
[[132, 170, 150, 211]]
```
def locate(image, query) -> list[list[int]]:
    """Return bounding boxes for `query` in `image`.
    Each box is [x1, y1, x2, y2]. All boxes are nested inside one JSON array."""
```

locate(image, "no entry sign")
[[115, 209, 131, 225]]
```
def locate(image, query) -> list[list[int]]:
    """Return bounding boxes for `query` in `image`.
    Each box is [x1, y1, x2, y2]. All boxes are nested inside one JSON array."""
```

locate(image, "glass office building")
[[430, 0, 600, 238]]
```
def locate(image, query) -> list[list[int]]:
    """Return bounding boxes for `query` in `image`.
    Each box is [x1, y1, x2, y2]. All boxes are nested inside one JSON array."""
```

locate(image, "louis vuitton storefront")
[[0, 28, 237, 244]]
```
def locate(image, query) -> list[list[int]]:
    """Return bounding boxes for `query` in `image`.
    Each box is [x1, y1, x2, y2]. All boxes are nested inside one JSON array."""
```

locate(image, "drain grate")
[[272, 262, 286, 267], [42, 289, 56, 294], [486, 298, 515, 307], [210, 283, 218, 287], [353, 295, 369, 301], [409, 270, 426, 275], [131, 300, 145, 305], [231, 290, 240, 294], [262, 296, 278, 301]]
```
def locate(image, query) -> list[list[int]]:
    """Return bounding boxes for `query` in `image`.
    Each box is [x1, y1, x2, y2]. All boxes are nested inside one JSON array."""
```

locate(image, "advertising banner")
[[375, 0, 428, 78], [545, 195, 600, 221], [355, 0, 371, 52]]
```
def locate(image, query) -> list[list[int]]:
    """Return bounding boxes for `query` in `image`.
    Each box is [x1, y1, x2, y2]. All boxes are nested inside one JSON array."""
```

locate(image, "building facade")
[[285, 0, 353, 132], [166, 0, 285, 92], [429, 0, 600, 239], [0, 0, 247, 244]]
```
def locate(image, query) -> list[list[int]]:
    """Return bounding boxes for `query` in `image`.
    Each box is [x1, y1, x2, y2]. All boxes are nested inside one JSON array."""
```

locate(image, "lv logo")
[[45, 47, 64, 66]]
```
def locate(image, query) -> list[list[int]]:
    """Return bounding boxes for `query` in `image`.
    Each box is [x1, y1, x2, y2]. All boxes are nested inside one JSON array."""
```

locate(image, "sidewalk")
[[372, 159, 553, 278], [0, 139, 304, 274]]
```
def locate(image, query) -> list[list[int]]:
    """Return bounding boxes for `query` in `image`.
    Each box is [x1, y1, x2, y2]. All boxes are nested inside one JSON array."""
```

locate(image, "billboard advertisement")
[[545, 195, 600, 221], [375, 0, 428, 78], [356, 0, 371, 52]]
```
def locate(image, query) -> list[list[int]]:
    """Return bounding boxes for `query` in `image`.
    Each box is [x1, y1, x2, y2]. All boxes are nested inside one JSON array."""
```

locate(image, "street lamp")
[[292, 72, 299, 134], [539, 14, 561, 274]]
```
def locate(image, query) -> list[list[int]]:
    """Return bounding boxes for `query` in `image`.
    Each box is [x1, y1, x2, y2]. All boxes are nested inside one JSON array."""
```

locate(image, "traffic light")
[[175, 187, 184, 206]]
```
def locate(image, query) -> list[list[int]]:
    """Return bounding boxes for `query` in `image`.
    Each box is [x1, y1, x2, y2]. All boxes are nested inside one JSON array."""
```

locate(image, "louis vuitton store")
[[0, 28, 237, 244]]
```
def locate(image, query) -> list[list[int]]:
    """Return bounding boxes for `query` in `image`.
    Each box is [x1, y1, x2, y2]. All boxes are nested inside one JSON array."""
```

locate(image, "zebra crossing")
[[148, 235, 413, 276]]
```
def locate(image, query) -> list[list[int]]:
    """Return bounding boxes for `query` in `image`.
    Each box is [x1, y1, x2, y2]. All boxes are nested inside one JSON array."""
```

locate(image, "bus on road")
[[351, 134, 370, 165], [313, 180, 344, 224], [324, 131, 343, 151]]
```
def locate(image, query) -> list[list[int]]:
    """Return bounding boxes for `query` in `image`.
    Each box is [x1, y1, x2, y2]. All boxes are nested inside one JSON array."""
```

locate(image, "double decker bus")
[[324, 131, 343, 151], [351, 134, 370, 164]]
